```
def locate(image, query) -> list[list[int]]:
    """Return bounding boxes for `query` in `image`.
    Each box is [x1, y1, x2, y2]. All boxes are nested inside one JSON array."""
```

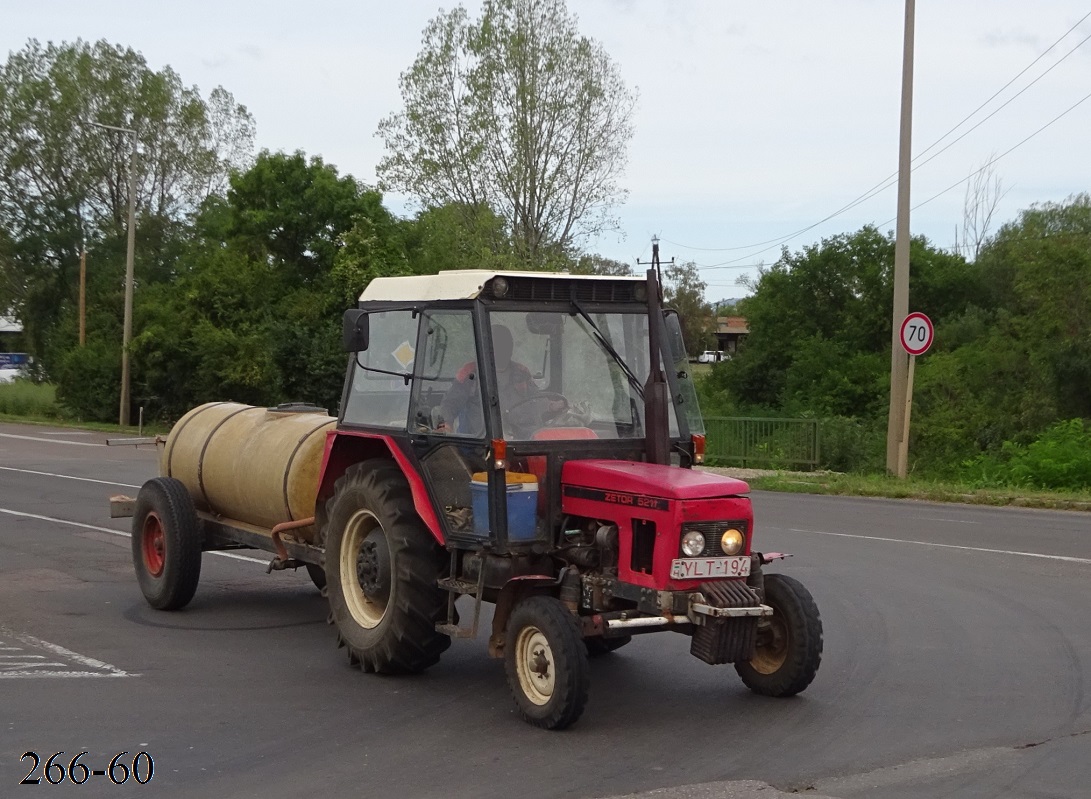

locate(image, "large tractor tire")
[[505, 595, 590, 730], [323, 459, 450, 674], [735, 573, 822, 697], [131, 477, 202, 611]]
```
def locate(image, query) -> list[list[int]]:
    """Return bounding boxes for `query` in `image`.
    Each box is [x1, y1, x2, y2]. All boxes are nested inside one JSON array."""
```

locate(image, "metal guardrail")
[[703, 417, 820, 469]]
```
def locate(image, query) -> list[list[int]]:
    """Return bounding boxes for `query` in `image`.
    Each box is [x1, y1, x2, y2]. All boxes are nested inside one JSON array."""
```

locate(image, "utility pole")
[[78, 205, 87, 347], [89, 120, 139, 427], [637, 234, 673, 285], [886, 0, 915, 476]]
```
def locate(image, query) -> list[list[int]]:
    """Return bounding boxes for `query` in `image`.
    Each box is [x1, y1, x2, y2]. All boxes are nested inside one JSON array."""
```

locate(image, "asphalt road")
[[1, 419, 1088, 798]]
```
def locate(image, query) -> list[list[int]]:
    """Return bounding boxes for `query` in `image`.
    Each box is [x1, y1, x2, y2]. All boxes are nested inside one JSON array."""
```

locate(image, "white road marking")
[[0, 431, 103, 447], [37, 431, 93, 436], [783, 527, 1091, 565], [0, 465, 140, 488], [0, 629, 131, 678], [0, 507, 269, 565]]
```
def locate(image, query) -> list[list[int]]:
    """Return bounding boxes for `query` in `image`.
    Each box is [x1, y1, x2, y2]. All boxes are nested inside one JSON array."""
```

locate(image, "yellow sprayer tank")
[[160, 402, 336, 543]]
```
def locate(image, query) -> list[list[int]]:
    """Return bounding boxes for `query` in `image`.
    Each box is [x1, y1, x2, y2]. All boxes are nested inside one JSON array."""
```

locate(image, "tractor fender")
[[316, 430, 444, 545], [488, 575, 558, 658]]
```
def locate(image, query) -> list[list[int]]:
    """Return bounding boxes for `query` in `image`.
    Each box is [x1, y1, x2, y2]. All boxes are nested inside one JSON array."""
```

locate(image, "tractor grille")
[[689, 579, 762, 665], [701, 579, 762, 609], [507, 277, 640, 304]]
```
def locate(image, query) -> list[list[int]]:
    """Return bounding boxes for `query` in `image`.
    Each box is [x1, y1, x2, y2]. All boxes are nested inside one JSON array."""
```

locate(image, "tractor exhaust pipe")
[[644, 268, 670, 465]]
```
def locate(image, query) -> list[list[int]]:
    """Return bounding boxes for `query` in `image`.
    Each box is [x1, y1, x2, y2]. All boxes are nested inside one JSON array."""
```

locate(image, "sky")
[[4, 1, 1091, 301]]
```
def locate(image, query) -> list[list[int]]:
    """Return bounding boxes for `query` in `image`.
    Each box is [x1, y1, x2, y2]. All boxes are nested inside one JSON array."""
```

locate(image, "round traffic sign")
[[900, 312, 934, 356]]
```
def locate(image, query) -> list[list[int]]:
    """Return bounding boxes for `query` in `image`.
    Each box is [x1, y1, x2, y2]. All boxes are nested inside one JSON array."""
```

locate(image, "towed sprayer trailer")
[[111, 269, 822, 729]]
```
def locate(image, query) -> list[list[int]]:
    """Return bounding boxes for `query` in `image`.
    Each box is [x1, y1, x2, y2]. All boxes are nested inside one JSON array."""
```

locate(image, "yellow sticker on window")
[[392, 340, 415, 370]]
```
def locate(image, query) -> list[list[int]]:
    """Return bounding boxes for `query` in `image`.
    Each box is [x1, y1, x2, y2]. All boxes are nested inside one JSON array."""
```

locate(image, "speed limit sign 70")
[[900, 312, 934, 356]]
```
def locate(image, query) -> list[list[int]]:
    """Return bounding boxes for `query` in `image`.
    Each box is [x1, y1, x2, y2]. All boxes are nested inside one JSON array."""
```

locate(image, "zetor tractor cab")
[[121, 268, 822, 730]]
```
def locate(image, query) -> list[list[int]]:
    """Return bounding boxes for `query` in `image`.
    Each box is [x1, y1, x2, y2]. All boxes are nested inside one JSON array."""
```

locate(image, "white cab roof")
[[359, 270, 643, 302]]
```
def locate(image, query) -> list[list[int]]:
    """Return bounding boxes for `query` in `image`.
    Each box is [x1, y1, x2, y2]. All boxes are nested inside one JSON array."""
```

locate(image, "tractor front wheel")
[[131, 477, 202, 610], [323, 459, 449, 674], [735, 573, 822, 697], [505, 596, 590, 729]]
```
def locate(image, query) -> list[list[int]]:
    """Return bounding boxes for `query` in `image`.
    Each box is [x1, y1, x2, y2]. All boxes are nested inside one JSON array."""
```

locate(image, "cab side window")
[[413, 310, 484, 436], [342, 310, 418, 428]]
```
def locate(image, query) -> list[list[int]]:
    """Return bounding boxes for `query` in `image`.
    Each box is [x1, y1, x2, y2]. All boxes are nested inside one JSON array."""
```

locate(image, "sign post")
[[896, 312, 934, 477]]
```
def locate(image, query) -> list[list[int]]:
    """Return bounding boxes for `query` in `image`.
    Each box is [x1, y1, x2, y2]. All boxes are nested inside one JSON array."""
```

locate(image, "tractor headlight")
[[720, 528, 745, 555], [681, 531, 706, 557]]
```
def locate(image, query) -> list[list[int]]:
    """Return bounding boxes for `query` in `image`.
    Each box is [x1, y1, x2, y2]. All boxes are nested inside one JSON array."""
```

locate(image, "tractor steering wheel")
[[503, 392, 569, 437]]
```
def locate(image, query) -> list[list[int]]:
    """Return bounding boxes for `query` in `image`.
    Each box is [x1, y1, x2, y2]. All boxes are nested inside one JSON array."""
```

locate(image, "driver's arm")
[[436, 365, 476, 432]]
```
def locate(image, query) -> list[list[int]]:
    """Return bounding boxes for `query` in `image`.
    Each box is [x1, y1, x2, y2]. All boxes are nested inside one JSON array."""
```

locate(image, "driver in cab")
[[435, 323, 561, 436]]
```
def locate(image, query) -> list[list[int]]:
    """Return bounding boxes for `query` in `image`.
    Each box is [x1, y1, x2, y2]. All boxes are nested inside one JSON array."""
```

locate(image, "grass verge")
[[0, 382, 169, 435], [745, 471, 1091, 511], [0, 380, 60, 418]]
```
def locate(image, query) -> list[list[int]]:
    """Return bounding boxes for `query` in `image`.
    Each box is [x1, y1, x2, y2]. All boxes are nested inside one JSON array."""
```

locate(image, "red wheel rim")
[[142, 512, 166, 577]]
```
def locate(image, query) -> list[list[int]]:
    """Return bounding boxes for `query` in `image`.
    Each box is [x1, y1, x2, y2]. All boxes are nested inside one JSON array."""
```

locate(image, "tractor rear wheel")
[[131, 477, 202, 610], [735, 573, 822, 696], [505, 595, 590, 729], [323, 459, 450, 674]]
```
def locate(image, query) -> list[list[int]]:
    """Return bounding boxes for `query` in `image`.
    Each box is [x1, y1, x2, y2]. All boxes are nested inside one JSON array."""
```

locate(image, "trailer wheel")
[[505, 596, 590, 730], [585, 635, 632, 657], [323, 459, 449, 674], [735, 573, 822, 697], [131, 477, 202, 611]]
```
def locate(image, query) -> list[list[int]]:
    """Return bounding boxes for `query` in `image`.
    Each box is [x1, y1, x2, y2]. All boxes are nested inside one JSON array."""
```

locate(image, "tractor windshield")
[[488, 309, 681, 441]]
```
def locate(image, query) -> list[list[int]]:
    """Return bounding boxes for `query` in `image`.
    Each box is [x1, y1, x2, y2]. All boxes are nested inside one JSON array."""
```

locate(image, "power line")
[[660, 10, 1091, 257], [878, 86, 1091, 225], [692, 262, 765, 270], [679, 68, 1091, 269], [690, 85, 1091, 271]]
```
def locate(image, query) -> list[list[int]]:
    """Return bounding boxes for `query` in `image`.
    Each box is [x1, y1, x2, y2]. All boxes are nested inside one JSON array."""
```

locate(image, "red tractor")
[[118, 269, 822, 729]]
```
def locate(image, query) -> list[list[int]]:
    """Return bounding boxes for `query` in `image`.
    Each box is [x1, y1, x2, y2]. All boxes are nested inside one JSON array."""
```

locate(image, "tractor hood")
[[561, 460, 749, 501]]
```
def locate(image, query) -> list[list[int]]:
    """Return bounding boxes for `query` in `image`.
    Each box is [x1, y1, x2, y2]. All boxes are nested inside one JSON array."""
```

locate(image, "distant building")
[[714, 316, 749, 355], [1, 315, 24, 356]]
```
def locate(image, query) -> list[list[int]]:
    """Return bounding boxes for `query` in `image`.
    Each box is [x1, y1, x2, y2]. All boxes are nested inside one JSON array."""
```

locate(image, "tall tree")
[[0, 39, 254, 358], [572, 253, 632, 276], [377, 0, 635, 265], [711, 226, 975, 415], [663, 261, 714, 356], [978, 193, 1091, 418], [118, 152, 411, 420], [956, 155, 1006, 261]]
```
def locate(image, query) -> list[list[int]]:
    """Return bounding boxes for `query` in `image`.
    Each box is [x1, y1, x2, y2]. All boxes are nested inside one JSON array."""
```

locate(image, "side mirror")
[[343, 309, 369, 352]]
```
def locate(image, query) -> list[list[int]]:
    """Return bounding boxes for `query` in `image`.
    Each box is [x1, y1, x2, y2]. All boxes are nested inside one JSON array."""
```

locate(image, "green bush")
[[53, 338, 120, 421], [0, 380, 62, 418], [960, 419, 1091, 490], [818, 416, 885, 473], [1006, 419, 1091, 489]]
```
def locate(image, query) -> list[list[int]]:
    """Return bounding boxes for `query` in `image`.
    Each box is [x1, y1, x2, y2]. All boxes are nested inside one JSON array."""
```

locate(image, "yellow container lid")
[[472, 471, 538, 485]]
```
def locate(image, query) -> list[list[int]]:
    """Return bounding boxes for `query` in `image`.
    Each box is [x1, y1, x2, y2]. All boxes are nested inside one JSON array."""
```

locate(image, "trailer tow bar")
[[266, 517, 316, 573]]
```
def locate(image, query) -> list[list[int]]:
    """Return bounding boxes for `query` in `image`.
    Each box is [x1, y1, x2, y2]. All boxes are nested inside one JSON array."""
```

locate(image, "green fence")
[[703, 417, 820, 470]]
